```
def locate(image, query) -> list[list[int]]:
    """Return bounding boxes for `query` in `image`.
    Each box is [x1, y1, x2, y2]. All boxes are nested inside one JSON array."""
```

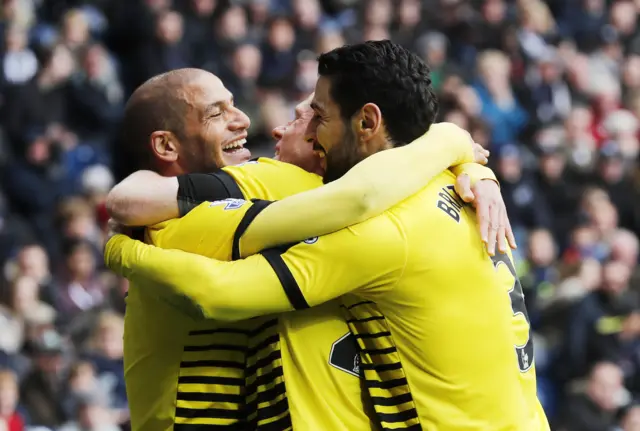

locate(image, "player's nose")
[[272, 125, 285, 141], [229, 106, 251, 131]]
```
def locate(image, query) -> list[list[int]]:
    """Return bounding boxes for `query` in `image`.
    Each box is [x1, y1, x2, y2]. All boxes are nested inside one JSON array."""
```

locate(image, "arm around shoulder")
[[239, 122, 474, 257], [106, 171, 180, 226]]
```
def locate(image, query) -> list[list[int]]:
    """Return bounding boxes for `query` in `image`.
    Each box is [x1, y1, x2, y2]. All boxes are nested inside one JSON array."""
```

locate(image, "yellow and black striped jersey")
[[115, 169, 549, 430], [124, 158, 375, 430]]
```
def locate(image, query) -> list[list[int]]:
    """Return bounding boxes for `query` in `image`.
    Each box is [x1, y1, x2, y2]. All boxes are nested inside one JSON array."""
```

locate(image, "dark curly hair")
[[317, 40, 439, 146]]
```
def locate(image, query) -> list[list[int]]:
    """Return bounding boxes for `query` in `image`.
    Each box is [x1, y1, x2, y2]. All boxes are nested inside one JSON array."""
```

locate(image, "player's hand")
[[454, 176, 517, 255], [473, 144, 490, 165]]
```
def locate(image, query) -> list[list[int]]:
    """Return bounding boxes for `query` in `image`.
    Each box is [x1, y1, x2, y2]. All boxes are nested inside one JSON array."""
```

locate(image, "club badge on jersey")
[[209, 198, 247, 211], [329, 333, 361, 378]]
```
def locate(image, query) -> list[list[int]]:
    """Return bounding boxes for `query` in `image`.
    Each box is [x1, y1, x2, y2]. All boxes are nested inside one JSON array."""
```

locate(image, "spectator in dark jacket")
[[557, 362, 626, 431]]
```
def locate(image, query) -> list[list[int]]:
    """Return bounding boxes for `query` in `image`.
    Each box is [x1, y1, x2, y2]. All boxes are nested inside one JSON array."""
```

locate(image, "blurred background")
[[0, 0, 639, 430]]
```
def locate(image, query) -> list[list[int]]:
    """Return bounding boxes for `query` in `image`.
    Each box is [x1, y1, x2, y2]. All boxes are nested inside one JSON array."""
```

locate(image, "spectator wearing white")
[[1, 24, 37, 85]]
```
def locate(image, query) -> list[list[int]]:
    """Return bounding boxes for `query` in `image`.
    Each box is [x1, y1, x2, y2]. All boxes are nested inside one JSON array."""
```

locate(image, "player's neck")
[[157, 162, 186, 177], [361, 135, 392, 158]]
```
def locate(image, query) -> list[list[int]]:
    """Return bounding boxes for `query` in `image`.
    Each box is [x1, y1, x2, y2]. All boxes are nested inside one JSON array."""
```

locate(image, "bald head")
[[119, 69, 212, 174], [119, 68, 252, 178]]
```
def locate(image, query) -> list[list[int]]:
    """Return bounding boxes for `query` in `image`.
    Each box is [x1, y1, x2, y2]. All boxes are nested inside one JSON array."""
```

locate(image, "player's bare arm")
[[106, 123, 517, 254], [105, 122, 484, 227], [106, 171, 179, 226], [238, 122, 490, 256]]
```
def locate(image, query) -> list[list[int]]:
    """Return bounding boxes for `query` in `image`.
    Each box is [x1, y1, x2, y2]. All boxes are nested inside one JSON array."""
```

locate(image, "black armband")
[[176, 171, 244, 216]]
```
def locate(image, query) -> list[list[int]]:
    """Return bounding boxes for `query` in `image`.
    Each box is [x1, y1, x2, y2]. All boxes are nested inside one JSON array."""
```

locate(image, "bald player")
[[114, 68, 505, 430]]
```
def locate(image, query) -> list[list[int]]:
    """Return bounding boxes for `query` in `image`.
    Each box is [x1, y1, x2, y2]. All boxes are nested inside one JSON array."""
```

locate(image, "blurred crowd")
[[0, 0, 639, 430]]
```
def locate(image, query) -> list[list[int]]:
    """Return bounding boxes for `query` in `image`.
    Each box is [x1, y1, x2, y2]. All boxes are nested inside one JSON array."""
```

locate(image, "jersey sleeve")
[[148, 199, 256, 260], [176, 159, 323, 216], [267, 215, 408, 308], [105, 215, 406, 321], [105, 234, 293, 321], [176, 170, 245, 216], [238, 122, 475, 257], [451, 163, 498, 185]]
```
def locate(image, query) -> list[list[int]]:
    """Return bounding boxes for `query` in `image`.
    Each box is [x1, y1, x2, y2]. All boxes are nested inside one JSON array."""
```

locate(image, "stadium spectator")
[[0, 0, 639, 428], [0, 369, 25, 431], [557, 361, 628, 431]]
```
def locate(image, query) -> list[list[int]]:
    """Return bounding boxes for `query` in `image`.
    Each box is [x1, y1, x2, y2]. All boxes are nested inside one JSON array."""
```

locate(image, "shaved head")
[[118, 68, 251, 178], [119, 69, 207, 175]]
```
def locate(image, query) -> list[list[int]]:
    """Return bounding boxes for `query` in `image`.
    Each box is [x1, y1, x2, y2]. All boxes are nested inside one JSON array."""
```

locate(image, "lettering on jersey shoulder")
[[329, 333, 361, 378], [436, 184, 463, 223], [303, 237, 318, 244], [209, 198, 247, 211]]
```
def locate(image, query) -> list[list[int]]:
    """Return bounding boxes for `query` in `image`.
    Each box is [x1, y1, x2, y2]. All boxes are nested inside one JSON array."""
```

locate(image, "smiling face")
[[179, 73, 252, 169], [308, 76, 369, 183]]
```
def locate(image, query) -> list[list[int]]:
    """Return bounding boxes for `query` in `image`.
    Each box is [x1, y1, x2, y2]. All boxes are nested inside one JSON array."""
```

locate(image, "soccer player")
[[106, 42, 549, 430], [114, 68, 501, 430]]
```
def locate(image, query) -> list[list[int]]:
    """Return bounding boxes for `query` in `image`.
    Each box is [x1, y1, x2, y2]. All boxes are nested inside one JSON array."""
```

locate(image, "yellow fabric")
[[239, 123, 481, 257], [451, 162, 497, 184], [117, 161, 372, 430], [107, 170, 549, 431], [221, 157, 323, 199], [112, 131, 505, 431]]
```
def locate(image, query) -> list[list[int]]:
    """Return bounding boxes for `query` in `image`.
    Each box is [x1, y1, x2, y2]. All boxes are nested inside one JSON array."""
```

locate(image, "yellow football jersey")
[[114, 169, 549, 430], [283, 171, 549, 430], [123, 158, 374, 430]]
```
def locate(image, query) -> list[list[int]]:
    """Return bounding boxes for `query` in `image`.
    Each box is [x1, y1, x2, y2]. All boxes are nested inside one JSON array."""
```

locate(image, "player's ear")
[[150, 131, 179, 163], [354, 103, 382, 143]]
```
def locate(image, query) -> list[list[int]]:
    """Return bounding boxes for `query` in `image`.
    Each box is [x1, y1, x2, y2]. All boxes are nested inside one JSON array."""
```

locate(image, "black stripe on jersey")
[[361, 362, 403, 372], [260, 248, 309, 310], [246, 365, 284, 392], [176, 391, 244, 403], [249, 318, 278, 337], [377, 408, 419, 424], [255, 413, 293, 431], [246, 334, 279, 357], [174, 424, 250, 430], [249, 396, 290, 423], [346, 315, 385, 324], [353, 331, 392, 339], [382, 424, 422, 431], [180, 359, 245, 369], [347, 300, 375, 309], [176, 406, 245, 420], [183, 343, 248, 353], [361, 346, 397, 355], [365, 377, 409, 389], [370, 392, 414, 406], [188, 327, 251, 336], [342, 301, 421, 429], [245, 349, 282, 375], [232, 199, 274, 260], [245, 381, 287, 409], [178, 375, 244, 386]]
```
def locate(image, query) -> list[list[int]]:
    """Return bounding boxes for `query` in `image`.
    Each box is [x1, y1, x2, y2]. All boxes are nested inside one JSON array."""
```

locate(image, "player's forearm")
[[450, 164, 498, 185], [106, 171, 180, 226], [239, 122, 474, 257], [105, 235, 293, 321]]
